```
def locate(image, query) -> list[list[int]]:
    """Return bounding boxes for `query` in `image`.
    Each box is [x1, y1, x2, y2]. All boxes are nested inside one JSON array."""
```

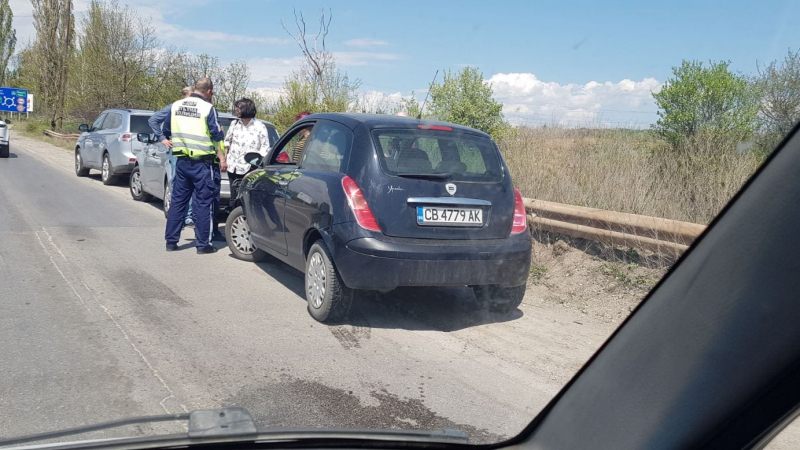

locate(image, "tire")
[[129, 166, 153, 202], [75, 149, 89, 176], [101, 153, 119, 185], [163, 179, 171, 218], [473, 285, 526, 313], [305, 240, 353, 323], [225, 206, 267, 262], [0, 145, 8, 158]]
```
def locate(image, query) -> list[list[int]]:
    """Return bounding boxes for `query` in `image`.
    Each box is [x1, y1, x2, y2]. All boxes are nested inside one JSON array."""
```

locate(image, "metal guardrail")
[[43, 129, 81, 140], [524, 198, 706, 257]]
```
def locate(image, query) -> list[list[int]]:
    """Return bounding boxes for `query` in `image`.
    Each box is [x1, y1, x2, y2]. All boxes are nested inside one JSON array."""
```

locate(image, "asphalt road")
[[0, 136, 615, 446]]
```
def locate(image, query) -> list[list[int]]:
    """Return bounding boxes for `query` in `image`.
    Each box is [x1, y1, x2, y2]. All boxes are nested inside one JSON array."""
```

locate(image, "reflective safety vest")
[[170, 96, 216, 158]]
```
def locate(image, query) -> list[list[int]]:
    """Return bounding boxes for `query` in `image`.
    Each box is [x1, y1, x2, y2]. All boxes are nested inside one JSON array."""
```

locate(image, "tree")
[[652, 60, 760, 148], [75, 0, 160, 112], [428, 67, 507, 140], [755, 49, 800, 152], [280, 8, 360, 116], [214, 60, 251, 113], [31, 0, 73, 129], [0, 0, 16, 86], [394, 92, 422, 118]]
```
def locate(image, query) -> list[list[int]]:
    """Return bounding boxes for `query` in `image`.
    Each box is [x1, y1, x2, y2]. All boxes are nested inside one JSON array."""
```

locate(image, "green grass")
[[13, 119, 81, 151], [530, 264, 548, 285], [598, 262, 655, 289]]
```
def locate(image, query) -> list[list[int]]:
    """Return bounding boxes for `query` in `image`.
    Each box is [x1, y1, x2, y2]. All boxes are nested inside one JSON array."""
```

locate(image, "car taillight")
[[276, 151, 290, 163], [511, 188, 527, 234], [120, 133, 131, 142], [341, 176, 381, 232], [418, 124, 453, 131]]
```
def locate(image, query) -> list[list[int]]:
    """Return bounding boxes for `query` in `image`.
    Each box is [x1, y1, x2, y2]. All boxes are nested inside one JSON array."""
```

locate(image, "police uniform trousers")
[[165, 156, 220, 248]]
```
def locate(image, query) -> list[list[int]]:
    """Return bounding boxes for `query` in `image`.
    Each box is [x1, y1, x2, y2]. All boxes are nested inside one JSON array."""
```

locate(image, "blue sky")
[[10, 0, 800, 127]]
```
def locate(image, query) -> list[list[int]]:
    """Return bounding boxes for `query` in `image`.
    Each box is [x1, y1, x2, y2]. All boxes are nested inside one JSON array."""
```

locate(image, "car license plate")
[[416, 206, 483, 226]]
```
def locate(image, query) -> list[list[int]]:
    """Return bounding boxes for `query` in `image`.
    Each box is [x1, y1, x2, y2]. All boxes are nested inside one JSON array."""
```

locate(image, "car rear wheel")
[[225, 206, 266, 262], [75, 149, 89, 176], [473, 285, 526, 313], [129, 166, 152, 202], [306, 240, 353, 323], [101, 153, 118, 185], [163, 179, 171, 218]]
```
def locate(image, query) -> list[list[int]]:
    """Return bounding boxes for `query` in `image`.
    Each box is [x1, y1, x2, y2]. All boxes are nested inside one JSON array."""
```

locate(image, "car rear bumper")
[[333, 228, 532, 290]]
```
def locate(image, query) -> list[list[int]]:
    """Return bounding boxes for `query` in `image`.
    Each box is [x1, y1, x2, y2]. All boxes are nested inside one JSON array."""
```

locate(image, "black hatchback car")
[[226, 113, 531, 322]]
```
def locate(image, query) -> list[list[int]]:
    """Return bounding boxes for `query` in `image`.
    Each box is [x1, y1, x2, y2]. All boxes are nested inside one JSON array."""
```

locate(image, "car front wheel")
[[163, 179, 171, 218], [129, 166, 152, 202], [305, 240, 353, 323], [473, 285, 526, 313], [225, 206, 266, 262]]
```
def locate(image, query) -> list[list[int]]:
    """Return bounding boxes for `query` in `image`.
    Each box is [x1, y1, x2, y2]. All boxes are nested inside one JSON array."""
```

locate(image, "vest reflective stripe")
[[172, 141, 217, 151], [172, 131, 212, 141], [170, 97, 215, 157]]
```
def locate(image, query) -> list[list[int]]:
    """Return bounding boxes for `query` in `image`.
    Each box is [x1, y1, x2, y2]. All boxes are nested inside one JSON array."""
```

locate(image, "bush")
[[499, 126, 764, 224]]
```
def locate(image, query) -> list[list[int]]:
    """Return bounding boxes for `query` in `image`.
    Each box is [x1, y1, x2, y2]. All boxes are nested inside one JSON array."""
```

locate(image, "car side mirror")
[[78, 124, 89, 132], [244, 151, 263, 166], [137, 133, 153, 143], [4, 118, 10, 124]]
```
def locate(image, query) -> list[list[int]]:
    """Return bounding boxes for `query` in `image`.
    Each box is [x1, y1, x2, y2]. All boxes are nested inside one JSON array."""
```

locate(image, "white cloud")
[[487, 72, 662, 127], [246, 56, 306, 85], [333, 51, 401, 66], [344, 38, 389, 47], [8, 0, 289, 50]]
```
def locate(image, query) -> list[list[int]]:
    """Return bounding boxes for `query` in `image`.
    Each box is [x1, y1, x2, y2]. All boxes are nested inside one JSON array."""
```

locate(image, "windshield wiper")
[[0, 408, 256, 448], [0, 408, 469, 449], [396, 172, 452, 180]]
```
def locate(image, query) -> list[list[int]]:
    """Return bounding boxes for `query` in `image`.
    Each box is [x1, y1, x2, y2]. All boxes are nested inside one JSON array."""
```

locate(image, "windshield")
[[372, 129, 503, 182], [3, 1, 800, 448]]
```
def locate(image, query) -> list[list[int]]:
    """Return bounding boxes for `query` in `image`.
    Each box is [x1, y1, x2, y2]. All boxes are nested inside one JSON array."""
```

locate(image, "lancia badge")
[[445, 183, 457, 196]]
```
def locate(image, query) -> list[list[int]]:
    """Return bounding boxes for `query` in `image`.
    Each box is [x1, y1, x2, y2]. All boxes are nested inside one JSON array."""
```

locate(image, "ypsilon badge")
[[445, 183, 457, 196]]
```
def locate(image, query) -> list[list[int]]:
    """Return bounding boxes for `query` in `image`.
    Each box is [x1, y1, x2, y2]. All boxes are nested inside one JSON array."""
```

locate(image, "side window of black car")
[[269, 125, 315, 165], [299, 121, 352, 173]]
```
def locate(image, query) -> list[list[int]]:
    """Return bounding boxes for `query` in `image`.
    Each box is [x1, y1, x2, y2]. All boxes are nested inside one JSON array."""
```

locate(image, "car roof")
[[104, 108, 153, 115], [217, 112, 277, 129], [303, 113, 490, 138]]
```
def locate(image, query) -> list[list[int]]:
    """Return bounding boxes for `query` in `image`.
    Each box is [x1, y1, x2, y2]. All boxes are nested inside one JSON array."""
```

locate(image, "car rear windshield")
[[129, 115, 152, 134], [371, 128, 503, 182]]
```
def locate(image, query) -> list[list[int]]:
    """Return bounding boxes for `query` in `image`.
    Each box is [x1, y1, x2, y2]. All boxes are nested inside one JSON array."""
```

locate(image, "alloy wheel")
[[307, 252, 327, 309]]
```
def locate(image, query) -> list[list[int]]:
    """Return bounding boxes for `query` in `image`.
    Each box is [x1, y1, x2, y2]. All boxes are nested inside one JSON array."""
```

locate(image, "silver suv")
[[75, 109, 154, 184]]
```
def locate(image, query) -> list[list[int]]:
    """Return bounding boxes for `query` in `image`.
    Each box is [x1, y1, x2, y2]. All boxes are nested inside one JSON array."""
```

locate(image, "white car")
[[0, 119, 10, 158]]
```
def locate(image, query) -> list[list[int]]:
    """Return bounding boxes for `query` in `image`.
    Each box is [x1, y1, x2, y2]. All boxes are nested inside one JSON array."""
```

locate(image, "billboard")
[[0, 87, 28, 113]]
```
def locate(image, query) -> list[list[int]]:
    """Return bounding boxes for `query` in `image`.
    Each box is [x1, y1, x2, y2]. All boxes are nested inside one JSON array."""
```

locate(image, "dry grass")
[[499, 127, 765, 224]]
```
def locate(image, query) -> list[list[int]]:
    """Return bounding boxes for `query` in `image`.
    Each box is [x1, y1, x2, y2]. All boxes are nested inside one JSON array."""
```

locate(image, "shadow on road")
[[242, 243, 524, 332], [0, 152, 19, 158]]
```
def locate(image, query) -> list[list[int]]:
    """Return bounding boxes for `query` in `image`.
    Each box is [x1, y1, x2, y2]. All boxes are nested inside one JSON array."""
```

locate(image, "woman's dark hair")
[[235, 98, 257, 119]]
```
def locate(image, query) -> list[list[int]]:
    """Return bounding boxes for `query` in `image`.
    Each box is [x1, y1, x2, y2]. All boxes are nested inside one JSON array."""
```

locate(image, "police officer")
[[161, 77, 227, 254]]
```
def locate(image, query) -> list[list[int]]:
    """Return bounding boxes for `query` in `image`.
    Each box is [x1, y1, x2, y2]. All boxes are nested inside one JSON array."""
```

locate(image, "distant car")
[[75, 109, 154, 184], [128, 113, 279, 217], [227, 113, 532, 323], [0, 118, 9, 158]]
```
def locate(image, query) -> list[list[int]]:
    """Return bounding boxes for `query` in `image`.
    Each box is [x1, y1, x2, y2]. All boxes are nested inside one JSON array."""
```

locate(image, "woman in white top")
[[223, 98, 270, 191]]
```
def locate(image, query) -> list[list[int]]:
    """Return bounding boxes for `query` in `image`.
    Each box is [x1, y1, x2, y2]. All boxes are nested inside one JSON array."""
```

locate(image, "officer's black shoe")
[[197, 245, 218, 254], [166, 243, 178, 252]]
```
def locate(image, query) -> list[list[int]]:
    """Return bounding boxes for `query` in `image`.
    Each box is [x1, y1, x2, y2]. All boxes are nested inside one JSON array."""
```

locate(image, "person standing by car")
[[291, 111, 312, 163], [224, 98, 270, 199], [161, 77, 227, 254], [149, 86, 196, 228]]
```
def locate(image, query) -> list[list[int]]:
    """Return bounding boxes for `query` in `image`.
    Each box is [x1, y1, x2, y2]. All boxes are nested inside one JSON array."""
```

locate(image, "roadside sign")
[[0, 87, 28, 113], [27, 94, 33, 113]]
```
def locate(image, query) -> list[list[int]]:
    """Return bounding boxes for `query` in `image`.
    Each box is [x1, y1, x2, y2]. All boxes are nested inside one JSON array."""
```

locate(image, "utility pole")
[[53, 0, 70, 131]]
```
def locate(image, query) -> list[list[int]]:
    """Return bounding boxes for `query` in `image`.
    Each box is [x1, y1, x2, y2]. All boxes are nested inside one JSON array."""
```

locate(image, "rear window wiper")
[[396, 172, 452, 180]]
